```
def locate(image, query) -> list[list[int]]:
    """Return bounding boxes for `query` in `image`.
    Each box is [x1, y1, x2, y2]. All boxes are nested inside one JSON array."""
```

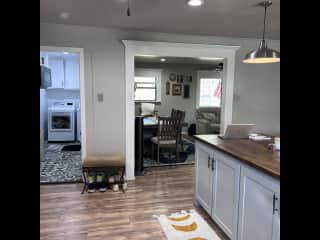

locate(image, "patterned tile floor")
[[40, 137, 195, 183], [40, 142, 82, 184]]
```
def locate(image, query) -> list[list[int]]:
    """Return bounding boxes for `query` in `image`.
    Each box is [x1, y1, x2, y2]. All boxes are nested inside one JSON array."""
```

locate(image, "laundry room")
[[40, 50, 82, 184]]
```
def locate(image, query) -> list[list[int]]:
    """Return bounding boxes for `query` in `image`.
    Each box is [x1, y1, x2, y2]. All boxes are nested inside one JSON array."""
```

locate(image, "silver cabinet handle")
[[208, 155, 211, 168], [211, 156, 215, 171], [211, 153, 215, 171], [273, 193, 279, 215]]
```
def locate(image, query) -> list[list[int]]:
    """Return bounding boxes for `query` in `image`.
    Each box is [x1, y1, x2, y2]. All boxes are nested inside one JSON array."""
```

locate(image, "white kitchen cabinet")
[[64, 58, 80, 89], [195, 142, 214, 214], [211, 150, 240, 240], [238, 165, 280, 240], [48, 58, 65, 89], [195, 142, 241, 240], [48, 56, 80, 90]]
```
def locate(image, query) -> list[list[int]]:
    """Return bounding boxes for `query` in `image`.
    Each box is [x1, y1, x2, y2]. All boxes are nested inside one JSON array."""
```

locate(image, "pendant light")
[[243, 1, 280, 64]]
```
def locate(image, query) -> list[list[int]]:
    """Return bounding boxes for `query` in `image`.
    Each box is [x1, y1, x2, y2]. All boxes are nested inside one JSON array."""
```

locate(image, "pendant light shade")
[[243, 39, 280, 63], [243, 1, 280, 64]]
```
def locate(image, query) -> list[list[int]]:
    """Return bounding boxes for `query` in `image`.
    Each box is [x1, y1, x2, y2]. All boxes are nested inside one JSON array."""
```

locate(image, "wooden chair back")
[[157, 117, 181, 141], [171, 109, 186, 122]]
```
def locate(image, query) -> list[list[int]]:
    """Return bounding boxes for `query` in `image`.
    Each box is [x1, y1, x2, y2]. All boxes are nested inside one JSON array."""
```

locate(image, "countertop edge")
[[193, 135, 280, 180]]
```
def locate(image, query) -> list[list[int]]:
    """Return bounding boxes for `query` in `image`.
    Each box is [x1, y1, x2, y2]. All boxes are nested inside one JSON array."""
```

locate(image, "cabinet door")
[[49, 58, 65, 88], [64, 58, 80, 89], [238, 166, 280, 240], [211, 150, 240, 240], [195, 142, 213, 214]]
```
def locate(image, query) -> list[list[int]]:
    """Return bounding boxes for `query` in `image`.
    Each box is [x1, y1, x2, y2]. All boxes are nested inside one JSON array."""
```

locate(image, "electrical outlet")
[[97, 93, 103, 102]]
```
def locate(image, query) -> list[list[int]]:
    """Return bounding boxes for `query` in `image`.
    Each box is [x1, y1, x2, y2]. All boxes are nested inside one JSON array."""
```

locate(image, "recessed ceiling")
[[135, 56, 223, 65], [40, 0, 280, 39]]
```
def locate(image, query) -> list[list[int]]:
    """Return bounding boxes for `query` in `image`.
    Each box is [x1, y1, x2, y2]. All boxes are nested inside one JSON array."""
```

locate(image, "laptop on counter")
[[219, 124, 255, 139]]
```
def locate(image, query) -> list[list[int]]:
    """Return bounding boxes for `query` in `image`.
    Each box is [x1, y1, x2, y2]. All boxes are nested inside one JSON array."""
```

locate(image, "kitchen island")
[[194, 134, 280, 240]]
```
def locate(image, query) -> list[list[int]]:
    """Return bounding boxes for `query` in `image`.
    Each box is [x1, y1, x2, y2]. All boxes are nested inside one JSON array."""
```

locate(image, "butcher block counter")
[[194, 134, 280, 240], [193, 134, 280, 179]]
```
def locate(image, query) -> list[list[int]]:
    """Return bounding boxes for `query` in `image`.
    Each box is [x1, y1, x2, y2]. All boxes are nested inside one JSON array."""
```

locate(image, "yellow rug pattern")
[[153, 209, 221, 240]]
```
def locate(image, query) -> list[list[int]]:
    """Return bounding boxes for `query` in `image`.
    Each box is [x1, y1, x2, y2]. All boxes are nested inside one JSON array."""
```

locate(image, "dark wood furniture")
[[135, 116, 145, 176], [151, 117, 181, 163], [81, 155, 126, 194], [171, 109, 186, 148], [134, 115, 189, 175]]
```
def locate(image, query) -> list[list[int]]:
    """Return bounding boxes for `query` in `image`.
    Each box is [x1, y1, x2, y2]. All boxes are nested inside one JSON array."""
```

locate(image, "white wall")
[[40, 22, 280, 158]]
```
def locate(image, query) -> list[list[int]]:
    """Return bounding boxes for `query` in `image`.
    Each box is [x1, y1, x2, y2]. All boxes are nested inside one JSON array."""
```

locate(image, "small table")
[[143, 116, 188, 128]]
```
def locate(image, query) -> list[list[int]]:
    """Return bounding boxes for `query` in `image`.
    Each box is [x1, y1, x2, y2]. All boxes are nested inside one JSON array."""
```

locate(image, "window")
[[134, 76, 156, 101], [199, 78, 221, 107]]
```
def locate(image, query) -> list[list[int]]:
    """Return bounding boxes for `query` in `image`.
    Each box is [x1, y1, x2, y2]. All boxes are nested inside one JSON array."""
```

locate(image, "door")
[[238, 166, 280, 240], [211, 150, 240, 240], [49, 58, 65, 88], [195, 142, 213, 214]]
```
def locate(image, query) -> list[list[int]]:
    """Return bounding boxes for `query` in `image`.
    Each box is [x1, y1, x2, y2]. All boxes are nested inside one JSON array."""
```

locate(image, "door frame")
[[40, 46, 87, 159], [123, 40, 240, 180]]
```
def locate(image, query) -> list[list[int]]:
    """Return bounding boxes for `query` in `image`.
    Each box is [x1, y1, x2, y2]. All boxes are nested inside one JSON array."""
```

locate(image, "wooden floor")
[[40, 165, 229, 240]]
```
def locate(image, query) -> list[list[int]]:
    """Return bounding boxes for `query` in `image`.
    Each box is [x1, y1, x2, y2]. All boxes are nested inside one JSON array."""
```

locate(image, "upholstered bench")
[[81, 154, 126, 194]]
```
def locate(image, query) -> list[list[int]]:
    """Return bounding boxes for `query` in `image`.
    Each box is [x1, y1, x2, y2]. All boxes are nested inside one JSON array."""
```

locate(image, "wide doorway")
[[40, 47, 85, 184], [134, 55, 225, 170]]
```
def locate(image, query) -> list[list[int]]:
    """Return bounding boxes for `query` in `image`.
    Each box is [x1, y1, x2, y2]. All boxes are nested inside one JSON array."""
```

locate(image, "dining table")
[[143, 116, 188, 128]]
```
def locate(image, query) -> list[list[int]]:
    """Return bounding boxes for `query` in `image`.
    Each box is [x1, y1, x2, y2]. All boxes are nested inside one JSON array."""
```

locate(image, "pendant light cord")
[[127, 0, 131, 16], [262, 3, 267, 40]]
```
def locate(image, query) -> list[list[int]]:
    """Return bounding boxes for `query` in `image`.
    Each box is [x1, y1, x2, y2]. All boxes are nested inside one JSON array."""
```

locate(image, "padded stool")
[[81, 154, 126, 194]]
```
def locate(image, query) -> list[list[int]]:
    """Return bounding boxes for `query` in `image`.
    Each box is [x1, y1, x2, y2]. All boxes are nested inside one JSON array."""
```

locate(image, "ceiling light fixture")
[[160, 58, 166, 62], [243, 1, 280, 64], [187, 0, 204, 7], [59, 12, 70, 19], [63, 52, 69, 55]]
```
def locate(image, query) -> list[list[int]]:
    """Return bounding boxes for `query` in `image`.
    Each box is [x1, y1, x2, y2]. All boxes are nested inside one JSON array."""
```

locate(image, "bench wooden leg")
[[121, 167, 126, 193], [81, 169, 87, 194]]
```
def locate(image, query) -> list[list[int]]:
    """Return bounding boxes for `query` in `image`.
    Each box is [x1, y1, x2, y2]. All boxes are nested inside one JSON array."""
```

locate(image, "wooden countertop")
[[194, 134, 280, 179]]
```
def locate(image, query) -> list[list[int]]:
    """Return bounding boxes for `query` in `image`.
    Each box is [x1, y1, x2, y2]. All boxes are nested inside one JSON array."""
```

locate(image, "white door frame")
[[123, 40, 240, 180], [40, 46, 87, 159]]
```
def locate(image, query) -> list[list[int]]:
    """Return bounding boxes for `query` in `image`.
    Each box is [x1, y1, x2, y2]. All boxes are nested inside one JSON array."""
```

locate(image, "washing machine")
[[48, 100, 76, 142]]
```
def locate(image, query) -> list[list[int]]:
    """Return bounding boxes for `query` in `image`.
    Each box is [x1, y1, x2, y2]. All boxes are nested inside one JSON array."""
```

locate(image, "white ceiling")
[[40, 0, 280, 39]]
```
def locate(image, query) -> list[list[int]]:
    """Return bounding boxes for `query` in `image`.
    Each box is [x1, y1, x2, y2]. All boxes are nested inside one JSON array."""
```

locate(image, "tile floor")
[[40, 142, 82, 184]]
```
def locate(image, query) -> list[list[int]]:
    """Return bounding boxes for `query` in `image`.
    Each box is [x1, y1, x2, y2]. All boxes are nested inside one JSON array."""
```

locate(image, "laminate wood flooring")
[[40, 165, 229, 240]]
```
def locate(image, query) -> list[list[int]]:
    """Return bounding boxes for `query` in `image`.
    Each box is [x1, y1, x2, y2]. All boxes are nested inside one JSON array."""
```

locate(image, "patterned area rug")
[[144, 140, 195, 167], [40, 143, 82, 184], [154, 209, 221, 240]]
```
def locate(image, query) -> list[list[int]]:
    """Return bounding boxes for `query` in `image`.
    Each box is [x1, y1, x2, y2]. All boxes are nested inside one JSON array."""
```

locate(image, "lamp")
[[243, 1, 280, 64]]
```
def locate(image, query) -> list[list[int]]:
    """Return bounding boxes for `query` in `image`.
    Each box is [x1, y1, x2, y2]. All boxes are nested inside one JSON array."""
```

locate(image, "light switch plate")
[[97, 93, 103, 102]]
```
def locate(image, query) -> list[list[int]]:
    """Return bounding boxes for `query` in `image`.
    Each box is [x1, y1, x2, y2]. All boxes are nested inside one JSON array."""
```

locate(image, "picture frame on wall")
[[166, 81, 170, 95], [172, 84, 182, 96], [184, 75, 192, 82], [169, 73, 176, 82], [183, 84, 190, 98]]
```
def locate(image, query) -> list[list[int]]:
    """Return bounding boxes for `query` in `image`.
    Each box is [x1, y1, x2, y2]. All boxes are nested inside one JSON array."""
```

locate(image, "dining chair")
[[151, 116, 181, 163], [171, 109, 186, 150]]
